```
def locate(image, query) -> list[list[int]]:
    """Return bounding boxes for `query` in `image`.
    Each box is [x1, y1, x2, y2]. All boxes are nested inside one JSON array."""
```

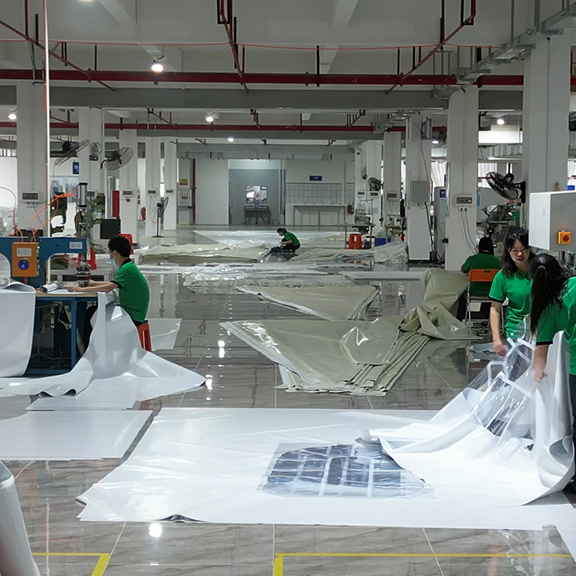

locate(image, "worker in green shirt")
[[272, 227, 301, 254], [457, 237, 500, 320], [489, 227, 534, 355], [72, 235, 150, 346], [530, 253, 576, 459]]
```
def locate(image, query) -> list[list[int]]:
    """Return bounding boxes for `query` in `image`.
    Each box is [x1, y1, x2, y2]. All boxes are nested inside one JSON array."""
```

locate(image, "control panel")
[[147, 189, 157, 196], [22, 191, 45, 205], [11, 242, 38, 277], [454, 195, 473, 206]]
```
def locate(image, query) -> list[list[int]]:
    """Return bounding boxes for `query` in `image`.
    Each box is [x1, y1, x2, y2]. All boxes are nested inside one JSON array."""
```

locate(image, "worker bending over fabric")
[[72, 236, 150, 346], [489, 227, 534, 355], [271, 227, 301, 254], [456, 237, 500, 320]]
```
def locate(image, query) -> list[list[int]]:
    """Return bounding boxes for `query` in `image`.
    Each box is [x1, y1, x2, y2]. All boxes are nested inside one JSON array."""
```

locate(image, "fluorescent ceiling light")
[[151, 61, 164, 73], [432, 139, 440, 145], [8, 112, 16, 121], [496, 118, 506, 125], [206, 115, 214, 123], [227, 136, 235, 142]]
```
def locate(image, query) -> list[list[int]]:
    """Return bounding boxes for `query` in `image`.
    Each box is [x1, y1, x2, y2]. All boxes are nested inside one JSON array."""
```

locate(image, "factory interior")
[[4, 1, 576, 575]]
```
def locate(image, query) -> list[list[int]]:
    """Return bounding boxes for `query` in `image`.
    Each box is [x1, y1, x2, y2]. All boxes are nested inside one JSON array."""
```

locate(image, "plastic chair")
[[466, 269, 499, 330], [119, 233, 134, 254], [137, 321, 152, 351]]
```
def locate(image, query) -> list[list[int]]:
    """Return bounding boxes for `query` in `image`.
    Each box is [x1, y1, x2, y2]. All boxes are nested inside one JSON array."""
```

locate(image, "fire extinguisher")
[[141, 207, 146, 221]]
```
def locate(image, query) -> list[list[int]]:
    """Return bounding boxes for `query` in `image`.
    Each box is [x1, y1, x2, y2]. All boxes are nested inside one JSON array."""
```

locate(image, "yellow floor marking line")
[[33, 553, 110, 576], [274, 552, 573, 576]]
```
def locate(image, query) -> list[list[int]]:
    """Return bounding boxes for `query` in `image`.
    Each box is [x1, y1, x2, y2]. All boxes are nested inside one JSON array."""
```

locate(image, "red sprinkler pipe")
[[0, 17, 114, 91], [386, 0, 477, 94]]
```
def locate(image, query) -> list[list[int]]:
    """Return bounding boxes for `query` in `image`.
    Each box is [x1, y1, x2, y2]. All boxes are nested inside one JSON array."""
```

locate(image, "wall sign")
[[72, 161, 80, 175], [309, 175, 323, 182]]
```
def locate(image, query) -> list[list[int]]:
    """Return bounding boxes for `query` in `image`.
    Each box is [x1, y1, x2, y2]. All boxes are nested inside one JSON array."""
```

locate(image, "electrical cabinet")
[[529, 191, 576, 251]]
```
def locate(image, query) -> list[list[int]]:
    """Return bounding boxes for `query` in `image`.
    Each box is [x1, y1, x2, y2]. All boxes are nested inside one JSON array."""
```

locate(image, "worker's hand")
[[88, 280, 97, 286], [493, 339, 507, 357], [534, 370, 547, 382], [67, 286, 78, 293]]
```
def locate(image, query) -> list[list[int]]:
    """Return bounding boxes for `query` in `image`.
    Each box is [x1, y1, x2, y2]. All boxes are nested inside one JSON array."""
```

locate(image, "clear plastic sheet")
[[237, 285, 379, 320], [0, 293, 204, 408], [373, 241, 408, 265], [367, 333, 574, 507], [140, 243, 270, 264]]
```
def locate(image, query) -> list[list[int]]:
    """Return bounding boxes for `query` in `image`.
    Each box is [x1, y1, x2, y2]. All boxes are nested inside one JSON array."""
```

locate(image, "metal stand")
[[152, 203, 164, 239], [0, 462, 40, 576]]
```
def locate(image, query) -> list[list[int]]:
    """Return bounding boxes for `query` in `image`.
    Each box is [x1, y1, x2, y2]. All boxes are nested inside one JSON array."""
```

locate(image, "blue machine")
[[0, 236, 87, 288]]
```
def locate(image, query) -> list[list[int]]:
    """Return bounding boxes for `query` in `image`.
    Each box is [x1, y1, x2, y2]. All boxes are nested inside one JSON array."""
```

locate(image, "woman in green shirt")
[[489, 227, 534, 356], [530, 253, 576, 445]]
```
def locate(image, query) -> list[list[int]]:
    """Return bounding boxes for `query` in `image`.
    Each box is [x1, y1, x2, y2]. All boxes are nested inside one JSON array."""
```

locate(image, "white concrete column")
[[162, 138, 178, 231], [405, 113, 432, 261], [354, 144, 366, 211], [118, 129, 139, 244], [445, 86, 479, 271], [365, 140, 383, 225], [144, 137, 161, 237], [78, 108, 105, 200], [523, 34, 571, 194], [16, 83, 47, 231], [383, 131, 402, 221]]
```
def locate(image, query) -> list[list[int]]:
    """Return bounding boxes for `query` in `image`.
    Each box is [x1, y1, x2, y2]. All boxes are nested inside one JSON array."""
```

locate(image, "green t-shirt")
[[112, 261, 150, 323], [489, 269, 532, 339], [461, 253, 501, 296], [283, 231, 300, 248], [536, 277, 576, 374]]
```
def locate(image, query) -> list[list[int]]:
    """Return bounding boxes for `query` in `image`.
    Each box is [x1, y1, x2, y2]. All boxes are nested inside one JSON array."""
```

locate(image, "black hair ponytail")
[[529, 253, 568, 335]]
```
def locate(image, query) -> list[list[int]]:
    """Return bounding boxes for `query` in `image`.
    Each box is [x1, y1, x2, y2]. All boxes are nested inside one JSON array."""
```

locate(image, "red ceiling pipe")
[[386, 0, 477, 94], [0, 17, 114, 91], [0, 69, 536, 86]]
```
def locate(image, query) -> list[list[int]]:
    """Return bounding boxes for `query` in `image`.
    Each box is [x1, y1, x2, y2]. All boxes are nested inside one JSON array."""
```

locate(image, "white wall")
[[0, 157, 17, 208], [195, 159, 229, 225]]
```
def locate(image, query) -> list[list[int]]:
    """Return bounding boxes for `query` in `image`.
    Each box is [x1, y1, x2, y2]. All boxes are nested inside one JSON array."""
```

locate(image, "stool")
[[137, 321, 152, 351], [348, 233, 363, 250], [120, 233, 134, 254]]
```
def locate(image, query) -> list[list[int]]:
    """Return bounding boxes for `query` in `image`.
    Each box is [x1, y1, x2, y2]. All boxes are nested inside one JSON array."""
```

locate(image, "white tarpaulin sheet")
[[237, 285, 379, 320], [140, 243, 270, 264], [341, 269, 427, 281], [291, 248, 373, 263], [373, 241, 408, 264], [0, 293, 204, 408], [0, 410, 151, 460], [196, 230, 346, 249], [367, 334, 574, 507], [76, 407, 576, 537], [0, 282, 35, 377]]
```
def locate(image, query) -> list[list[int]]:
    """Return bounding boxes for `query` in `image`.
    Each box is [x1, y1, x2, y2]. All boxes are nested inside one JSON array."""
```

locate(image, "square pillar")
[[118, 129, 139, 244], [383, 131, 402, 222], [78, 108, 105, 197], [16, 83, 47, 231], [445, 86, 479, 271], [405, 113, 432, 261], [365, 140, 383, 225], [162, 138, 178, 231], [144, 137, 161, 238]]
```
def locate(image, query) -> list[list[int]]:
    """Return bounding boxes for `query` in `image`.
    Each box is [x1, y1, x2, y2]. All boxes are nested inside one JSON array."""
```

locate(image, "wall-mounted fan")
[[368, 177, 382, 192], [52, 139, 90, 166], [101, 147, 134, 170], [486, 172, 526, 203]]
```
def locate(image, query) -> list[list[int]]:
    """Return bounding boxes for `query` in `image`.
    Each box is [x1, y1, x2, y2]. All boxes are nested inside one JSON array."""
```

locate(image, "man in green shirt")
[[72, 236, 150, 346], [272, 227, 301, 254]]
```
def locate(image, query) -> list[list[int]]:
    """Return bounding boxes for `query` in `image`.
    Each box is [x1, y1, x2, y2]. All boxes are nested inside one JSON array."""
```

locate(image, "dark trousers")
[[456, 294, 491, 322], [271, 245, 299, 254], [82, 305, 144, 350]]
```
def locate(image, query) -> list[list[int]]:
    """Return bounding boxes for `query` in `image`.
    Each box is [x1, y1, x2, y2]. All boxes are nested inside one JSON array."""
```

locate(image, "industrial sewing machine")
[[0, 236, 88, 289]]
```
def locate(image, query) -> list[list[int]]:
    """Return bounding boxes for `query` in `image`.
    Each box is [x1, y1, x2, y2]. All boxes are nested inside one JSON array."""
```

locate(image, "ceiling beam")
[[332, 0, 361, 29], [97, 0, 137, 30], [0, 86, 522, 113]]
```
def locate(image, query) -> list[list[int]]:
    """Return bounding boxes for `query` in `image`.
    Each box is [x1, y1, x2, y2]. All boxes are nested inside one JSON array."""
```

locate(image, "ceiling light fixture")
[[227, 136, 234, 142], [8, 111, 16, 121], [432, 139, 440, 145], [496, 117, 506, 125], [206, 115, 215, 123], [151, 60, 164, 73]]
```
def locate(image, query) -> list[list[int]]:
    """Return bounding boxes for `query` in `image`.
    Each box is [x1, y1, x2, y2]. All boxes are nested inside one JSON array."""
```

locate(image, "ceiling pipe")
[[0, 122, 447, 134], [385, 0, 477, 94], [217, 0, 248, 92], [0, 69, 535, 86], [0, 17, 114, 91]]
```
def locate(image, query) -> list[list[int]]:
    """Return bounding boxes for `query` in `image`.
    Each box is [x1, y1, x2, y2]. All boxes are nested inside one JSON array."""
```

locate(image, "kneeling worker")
[[272, 227, 300, 254], [72, 236, 150, 339]]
